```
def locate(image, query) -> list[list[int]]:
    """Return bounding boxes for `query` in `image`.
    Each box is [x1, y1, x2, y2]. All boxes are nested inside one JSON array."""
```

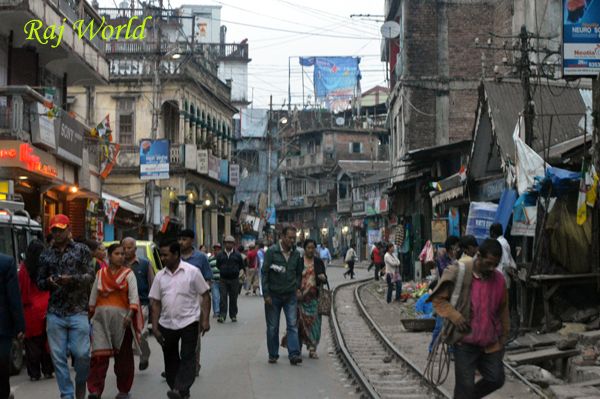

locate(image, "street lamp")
[[321, 227, 328, 237], [342, 225, 349, 235]]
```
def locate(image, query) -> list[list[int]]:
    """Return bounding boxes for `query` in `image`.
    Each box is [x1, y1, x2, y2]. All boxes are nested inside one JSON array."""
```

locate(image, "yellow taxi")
[[103, 240, 163, 273]]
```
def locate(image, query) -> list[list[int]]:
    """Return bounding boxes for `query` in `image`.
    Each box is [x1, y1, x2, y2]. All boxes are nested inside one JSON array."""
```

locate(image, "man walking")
[[0, 253, 25, 399], [262, 226, 303, 365], [150, 241, 211, 399], [178, 229, 212, 376], [215, 236, 245, 323], [429, 239, 508, 399], [489, 223, 516, 285], [244, 243, 259, 295], [343, 243, 358, 279], [122, 237, 154, 371], [318, 243, 332, 267], [209, 243, 221, 318], [38, 215, 93, 399]]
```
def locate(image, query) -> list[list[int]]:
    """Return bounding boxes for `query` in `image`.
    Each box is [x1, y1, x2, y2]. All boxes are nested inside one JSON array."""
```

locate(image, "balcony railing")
[[203, 43, 249, 61], [280, 152, 333, 170]]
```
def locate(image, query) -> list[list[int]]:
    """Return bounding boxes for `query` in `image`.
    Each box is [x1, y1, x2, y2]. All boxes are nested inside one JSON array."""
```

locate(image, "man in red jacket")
[[371, 243, 384, 281]]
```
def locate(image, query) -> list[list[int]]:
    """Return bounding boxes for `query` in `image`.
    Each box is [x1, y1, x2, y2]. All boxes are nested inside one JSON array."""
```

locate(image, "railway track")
[[329, 278, 450, 399]]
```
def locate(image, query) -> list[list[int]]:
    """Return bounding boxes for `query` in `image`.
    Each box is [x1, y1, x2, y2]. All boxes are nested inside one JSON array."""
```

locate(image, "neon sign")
[[18, 143, 58, 178], [0, 149, 17, 159]]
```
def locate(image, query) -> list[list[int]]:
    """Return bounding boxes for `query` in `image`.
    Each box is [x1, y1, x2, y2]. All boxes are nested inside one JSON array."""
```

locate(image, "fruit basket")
[[400, 318, 436, 332]]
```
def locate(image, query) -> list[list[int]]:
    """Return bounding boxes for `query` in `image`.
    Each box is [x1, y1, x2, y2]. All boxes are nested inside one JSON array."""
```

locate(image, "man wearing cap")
[[215, 236, 245, 323], [38, 215, 93, 399], [209, 243, 222, 318]]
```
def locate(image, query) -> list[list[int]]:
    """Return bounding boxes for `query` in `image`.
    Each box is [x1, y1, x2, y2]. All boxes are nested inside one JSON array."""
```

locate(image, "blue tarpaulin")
[[494, 189, 518, 234], [298, 56, 361, 107], [534, 166, 581, 196]]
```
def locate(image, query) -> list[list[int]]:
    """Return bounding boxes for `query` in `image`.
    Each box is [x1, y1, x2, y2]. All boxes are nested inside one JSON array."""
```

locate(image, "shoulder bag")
[[317, 280, 332, 316]]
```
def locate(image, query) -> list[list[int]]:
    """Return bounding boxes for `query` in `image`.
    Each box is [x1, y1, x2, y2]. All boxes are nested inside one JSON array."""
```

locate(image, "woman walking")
[[296, 239, 328, 359], [343, 243, 358, 279], [17, 239, 54, 381], [87, 243, 143, 399], [384, 243, 403, 303]]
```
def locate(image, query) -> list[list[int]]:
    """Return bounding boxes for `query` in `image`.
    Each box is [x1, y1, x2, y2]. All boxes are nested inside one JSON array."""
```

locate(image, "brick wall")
[[448, 89, 478, 142], [404, 86, 437, 150], [332, 131, 379, 161], [405, 0, 438, 78]]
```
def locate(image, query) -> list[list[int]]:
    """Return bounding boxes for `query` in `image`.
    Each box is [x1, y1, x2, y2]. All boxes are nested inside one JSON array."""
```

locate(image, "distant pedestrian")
[[38, 214, 93, 399], [178, 229, 212, 376], [122, 237, 154, 371], [371, 242, 384, 280], [244, 244, 259, 295], [87, 243, 143, 399], [199, 245, 208, 255], [150, 241, 211, 399], [318, 243, 332, 266], [262, 226, 303, 365], [296, 241, 305, 258], [216, 236, 245, 323], [384, 243, 403, 303], [429, 239, 508, 399], [0, 252, 25, 399], [209, 243, 222, 318], [85, 240, 107, 273], [297, 239, 327, 359], [257, 241, 267, 296], [489, 223, 517, 286], [459, 235, 479, 263], [17, 240, 53, 381], [343, 243, 357, 279]]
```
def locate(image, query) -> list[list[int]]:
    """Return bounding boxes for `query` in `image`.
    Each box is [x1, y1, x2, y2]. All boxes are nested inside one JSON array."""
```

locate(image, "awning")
[[102, 192, 144, 215], [431, 186, 465, 207]]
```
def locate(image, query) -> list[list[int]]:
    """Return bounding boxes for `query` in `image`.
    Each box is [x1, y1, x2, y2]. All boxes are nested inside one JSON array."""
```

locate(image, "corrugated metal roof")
[[483, 81, 587, 161]]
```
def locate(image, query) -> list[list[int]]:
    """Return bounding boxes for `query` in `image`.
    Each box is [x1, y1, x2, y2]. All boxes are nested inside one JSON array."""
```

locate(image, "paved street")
[[11, 266, 369, 399]]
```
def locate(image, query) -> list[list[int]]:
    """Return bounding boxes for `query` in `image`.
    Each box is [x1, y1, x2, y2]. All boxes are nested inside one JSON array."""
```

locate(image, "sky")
[[99, 0, 387, 108]]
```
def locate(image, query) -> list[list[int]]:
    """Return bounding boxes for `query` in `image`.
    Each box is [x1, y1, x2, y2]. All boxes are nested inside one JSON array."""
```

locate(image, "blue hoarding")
[[220, 159, 229, 184], [465, 202, 498, 245], [140, 139, 169, 180], [563, 0, 600, 76], [299, 56, 361, 109]]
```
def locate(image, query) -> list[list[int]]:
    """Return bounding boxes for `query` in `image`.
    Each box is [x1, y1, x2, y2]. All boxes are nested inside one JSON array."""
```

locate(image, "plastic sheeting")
[[240, 109, 269, 138], [494, 189, 518, 233], [513, 118, 547, 194]]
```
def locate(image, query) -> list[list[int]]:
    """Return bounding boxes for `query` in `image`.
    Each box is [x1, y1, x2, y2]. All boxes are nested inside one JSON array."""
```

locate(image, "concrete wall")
[[218, 61, 248, 104]]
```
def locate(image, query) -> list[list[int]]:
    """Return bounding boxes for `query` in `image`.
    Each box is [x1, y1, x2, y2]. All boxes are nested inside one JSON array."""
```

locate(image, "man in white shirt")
[[150, 241, 211, 399], [489, 223, 517, 288]]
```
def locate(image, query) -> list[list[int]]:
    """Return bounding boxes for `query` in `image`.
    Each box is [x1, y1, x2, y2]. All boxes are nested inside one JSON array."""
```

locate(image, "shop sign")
[[288, 196, 305, 207], [0, 141, 58, 178], [31, 103, 57, 150], [431, 219, 448, 244], [208, 154, 219, 180], [379, 198, 389, 213], [184, 144, 197, 170], [474, 178, 504, 202], [220, 159, 229, 184], [55, 115, 84, 166], [140, 139, 170, 180], [352, 201, 365, 215], [563, 0, 600, 77], [197, 149, 208, 174], [229, 163, 240, 186], [367, 229, 382, 246]]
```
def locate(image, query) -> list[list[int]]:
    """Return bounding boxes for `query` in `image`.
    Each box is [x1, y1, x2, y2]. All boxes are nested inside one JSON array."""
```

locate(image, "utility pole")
[[593, 76, 600, 285], [267, 95, 273, 208], [519, 25, 534, 147]]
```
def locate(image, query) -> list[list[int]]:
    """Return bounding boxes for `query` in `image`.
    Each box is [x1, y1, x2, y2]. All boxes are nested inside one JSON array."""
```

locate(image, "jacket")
[[312, 257, 328, 296], [428, 259, 509, 353], [0, 254, 25, 338], [216, 250, 245, 280], [18, 263, 50, 337], [262, 243, 303, 298]]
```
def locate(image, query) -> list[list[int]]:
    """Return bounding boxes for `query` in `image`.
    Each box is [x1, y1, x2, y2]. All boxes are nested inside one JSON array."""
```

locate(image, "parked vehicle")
[[103, 240, 163, 273], [0, 200, 43, 376]]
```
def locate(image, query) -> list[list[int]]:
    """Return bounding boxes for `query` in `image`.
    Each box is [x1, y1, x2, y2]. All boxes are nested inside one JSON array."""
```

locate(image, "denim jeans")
[[211, 281, 221, 316], [265, 294, 300, 359], [454, 343, 505, 399], [46, 313, 90, 399], [385, 274, 401, 303]]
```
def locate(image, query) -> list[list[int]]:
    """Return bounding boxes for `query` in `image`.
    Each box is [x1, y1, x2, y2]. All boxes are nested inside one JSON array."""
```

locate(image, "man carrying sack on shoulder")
[[428, 238, 509, 399]]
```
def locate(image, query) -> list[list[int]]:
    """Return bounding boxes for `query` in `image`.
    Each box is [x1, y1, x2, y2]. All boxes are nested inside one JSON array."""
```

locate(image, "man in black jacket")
[[0, 253, 25, 399], [216, 236, 245, 323]]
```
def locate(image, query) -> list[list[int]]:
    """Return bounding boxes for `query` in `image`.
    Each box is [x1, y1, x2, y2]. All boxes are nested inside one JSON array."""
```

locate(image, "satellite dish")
[[335, 117, 345, 126], [380, 21, 401, 39]]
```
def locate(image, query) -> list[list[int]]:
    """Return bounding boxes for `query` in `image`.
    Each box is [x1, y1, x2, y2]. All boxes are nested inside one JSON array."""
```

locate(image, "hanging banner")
[[229, 163, 240, 186], [140, 139, 169, 180], [563, 0, 600, 76], [466, 202, 498, 244], [208, 154, 219, 180], [197, 149, 208, 174], [220, 159, 229, 184]]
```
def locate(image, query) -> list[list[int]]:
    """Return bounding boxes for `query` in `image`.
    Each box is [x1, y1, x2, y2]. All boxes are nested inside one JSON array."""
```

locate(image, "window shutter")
[[360, 143, 364, 153], [348, 143, 352, 153]]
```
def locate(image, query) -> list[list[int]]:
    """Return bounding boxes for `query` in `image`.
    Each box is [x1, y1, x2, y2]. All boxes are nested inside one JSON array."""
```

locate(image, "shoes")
[[217, 316, 225, 323], [289, 356, 302, 365], [167, 390, 183, 399], [30, 376, 40, 381], [309, 351, 319, 359], [268, 357, 278, 364], [231, 316, 237, 322], [139, 360, 149, 371], [161, 371, 166, 378], [44, 373, 54, 379]]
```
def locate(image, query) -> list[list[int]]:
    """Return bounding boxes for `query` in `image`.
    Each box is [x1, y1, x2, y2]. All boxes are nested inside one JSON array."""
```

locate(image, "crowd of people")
[[0, 217, 332, 399]]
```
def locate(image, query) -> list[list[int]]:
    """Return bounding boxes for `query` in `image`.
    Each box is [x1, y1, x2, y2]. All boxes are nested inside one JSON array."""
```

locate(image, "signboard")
[[512, 206, 537, 237], [431, 219, 448, 244], [208, 154, 219, 180], [220, 159, 229, 184], [56, 115, 84, 166], [563, 0, 600, 76], [229, 163, 240, 186], [474, 178, 504, 202], [465, 201, 498, 244], [352, 201, 365, 215], [140, 139, 169, 180], [367, 229, 382, 246], [197, 149, 208, 174], [31, 103, 56, 150], [0, 140, 58, 178], [184, 144, 197, 170]]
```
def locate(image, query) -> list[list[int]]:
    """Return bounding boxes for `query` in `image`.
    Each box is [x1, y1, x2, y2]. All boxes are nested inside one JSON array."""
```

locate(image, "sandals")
[[309, 350, 319, 359]]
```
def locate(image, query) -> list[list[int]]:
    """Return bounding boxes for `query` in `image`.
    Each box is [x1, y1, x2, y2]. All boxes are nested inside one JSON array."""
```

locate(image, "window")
[[117, 98, 135, 145], [349, 142, 363, 154], [237, 150, 259, 173], [307, 139, 320, 154], [287, 179, 305, 197]]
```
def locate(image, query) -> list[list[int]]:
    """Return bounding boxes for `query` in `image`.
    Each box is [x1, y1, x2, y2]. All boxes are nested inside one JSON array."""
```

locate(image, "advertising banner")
[[229, 163, 240, 186], [208, 154, 219, 180], [31, 103, 57, 150], [563, 0, 600, 76], [197, 149, 208, 174], [56, 115, 84, 166], [220, 159, 229, 184], [465, 202, 498, 244], [184, 144, 197, 170], [140, 139, 169, 180]]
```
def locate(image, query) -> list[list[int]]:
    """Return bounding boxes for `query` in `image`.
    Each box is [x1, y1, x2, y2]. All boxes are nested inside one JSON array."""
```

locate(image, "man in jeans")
[[150, 241, 211, 399], [262, 226, 303, 365], [429, 239, 508, 399], [216, 236, 245, 323], [122, 237, 154, 371], [38, 215, 93, 399]]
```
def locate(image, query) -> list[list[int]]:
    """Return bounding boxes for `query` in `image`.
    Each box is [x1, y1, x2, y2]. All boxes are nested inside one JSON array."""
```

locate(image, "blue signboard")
[[220, 159, 229, 184], [299, 56, 361, 109], [465, 202, 498, 245], [563, 0, 600, 76], [140, 139, 169, 180]]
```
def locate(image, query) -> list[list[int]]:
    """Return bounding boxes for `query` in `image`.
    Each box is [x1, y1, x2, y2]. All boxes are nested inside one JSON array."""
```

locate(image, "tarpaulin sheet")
[[494, 189, 518, 233], [240, 108, 268, 138]]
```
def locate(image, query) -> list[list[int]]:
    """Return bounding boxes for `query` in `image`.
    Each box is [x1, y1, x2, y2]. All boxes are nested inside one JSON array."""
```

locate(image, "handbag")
[[317, 280, 332, 316]]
